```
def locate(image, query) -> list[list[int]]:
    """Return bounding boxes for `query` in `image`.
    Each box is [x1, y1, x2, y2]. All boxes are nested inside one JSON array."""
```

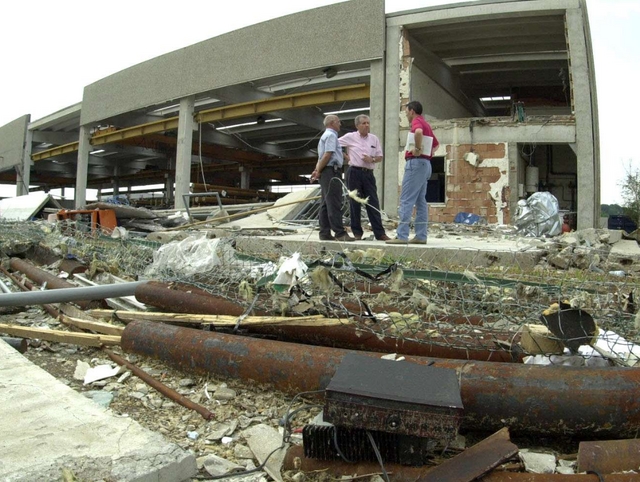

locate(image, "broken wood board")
[[60, 315, 125, 336], [0, 324, 120, 347], [88, 309, 347, 327], [418, 427, 518, 482]]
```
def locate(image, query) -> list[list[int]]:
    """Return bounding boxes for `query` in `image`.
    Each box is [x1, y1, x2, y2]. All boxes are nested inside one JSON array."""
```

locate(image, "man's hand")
[[310, 169, 320, 182]]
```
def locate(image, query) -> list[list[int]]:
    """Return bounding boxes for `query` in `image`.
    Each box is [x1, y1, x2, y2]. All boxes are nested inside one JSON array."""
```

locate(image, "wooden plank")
[[88, 309, 346, 326], [60, 315, 125, 336], [419, 428, 518, 482], [0, 324, 120, 347]]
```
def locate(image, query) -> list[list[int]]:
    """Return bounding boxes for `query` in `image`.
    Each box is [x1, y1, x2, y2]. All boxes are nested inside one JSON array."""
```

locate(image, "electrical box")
[[324, 353, 463, 441]]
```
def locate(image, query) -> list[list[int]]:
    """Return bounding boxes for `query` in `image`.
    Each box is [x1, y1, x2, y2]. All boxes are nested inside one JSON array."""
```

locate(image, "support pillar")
[[75, 125, 91, 209], [17, 128, 33, 196], [370, 58, 385, 208], [383, 25, 402, 216], [239, 166, 250, 190], [566, 6, 599, 229], [174, 96, 195, 211]]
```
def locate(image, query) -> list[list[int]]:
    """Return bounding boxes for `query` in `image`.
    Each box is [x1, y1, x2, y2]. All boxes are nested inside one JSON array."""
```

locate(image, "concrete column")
[[383, 25, 402, 216], [507, 142, 520, 224], [566, 6, 599, 229], [75, 125, 91, 208], [239, 166, 250, 189], [174, 96, 195, 210], [165, 172, 174, 205], [369, 58, 385, 208], [112, 165, 120, 196], [17, 128, 33, 196]]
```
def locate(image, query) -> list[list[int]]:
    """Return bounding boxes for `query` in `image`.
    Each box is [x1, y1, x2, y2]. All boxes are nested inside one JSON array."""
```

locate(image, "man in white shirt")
[[339, 115, 390, 241]]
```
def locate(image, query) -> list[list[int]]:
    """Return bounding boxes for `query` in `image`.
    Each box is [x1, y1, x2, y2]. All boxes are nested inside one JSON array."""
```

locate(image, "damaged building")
[[0, 0, 598, 230]]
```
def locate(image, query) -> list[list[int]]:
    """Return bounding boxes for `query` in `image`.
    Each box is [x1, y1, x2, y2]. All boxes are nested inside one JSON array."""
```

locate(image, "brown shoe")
[[319, 235, 336, 241], [385, 238, 408, 244], [353, 234, 363, 240], [377, 234, 391, 241], [409, 237, 427, 244], [335, 233, 356, 242]]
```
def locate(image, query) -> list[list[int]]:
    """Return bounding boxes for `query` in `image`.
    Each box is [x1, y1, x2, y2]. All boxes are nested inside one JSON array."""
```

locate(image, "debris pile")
[[1, 212, 640, 480]]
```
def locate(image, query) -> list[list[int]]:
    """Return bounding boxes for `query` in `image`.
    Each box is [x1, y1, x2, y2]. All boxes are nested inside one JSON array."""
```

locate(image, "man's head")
[[324, 114, 341, 131], [405, 101, 423, 121], [354, 114, 370, 136]]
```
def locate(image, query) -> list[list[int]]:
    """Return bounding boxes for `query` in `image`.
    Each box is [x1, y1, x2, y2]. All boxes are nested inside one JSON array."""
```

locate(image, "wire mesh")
[[1, 219, 639, 367]]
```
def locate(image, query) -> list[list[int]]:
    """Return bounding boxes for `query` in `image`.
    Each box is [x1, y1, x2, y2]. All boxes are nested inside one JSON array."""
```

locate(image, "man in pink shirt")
[[338, 115, 390, 241]]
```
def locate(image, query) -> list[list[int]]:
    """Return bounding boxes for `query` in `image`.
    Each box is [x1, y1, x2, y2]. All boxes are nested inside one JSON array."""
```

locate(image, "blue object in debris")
[[454, 212, 484, 225]]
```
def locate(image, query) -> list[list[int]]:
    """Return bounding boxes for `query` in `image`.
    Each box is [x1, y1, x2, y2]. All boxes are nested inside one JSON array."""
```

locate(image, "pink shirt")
[[405, 116, 439, 160], [339, 131, 383, 169]]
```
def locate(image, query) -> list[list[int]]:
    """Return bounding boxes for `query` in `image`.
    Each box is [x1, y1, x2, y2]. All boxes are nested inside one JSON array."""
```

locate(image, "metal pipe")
[[578, 439, 640, 474], [10, 258, 101, 310], [135, 281, 266, 316], [1, 266, 61, 318], [104, 349, 214, 421], [121, 321, 640, 438], [0, 278, 12, 294], [245, 324, 517, 363], [1, 336, 28, 353], [0, 280, 146, 307]]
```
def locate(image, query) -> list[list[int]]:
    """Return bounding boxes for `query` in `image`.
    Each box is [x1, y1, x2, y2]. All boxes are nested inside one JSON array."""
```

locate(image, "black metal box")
[[324, 354, 463, 441]]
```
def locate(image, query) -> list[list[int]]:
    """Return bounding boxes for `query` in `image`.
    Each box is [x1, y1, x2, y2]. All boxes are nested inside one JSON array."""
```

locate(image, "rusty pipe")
[[121, 321, 640, 438], [283, 446, 640, 482], [244, 323, 518, 362], [134, 281, 266, 316], [578, 439, 640, 474], [104, 349, 214, 421], [9, 258, 101, 310]]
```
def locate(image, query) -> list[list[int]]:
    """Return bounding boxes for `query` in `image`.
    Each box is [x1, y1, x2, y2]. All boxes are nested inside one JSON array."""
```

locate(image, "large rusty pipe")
[[245, 324, 518, 362], [134, 281, 267, 316], [121, 321, 640, 438], [283, 445, 640, 482]]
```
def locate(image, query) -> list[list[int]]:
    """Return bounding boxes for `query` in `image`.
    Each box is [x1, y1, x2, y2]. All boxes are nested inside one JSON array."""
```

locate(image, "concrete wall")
[[81, 0, 385, 125], [411, 67, 473, 120], [0, 116, 29, 171]]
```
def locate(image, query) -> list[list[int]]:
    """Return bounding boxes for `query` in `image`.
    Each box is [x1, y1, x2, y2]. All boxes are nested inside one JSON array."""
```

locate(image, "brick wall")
[[428, 143, 511, 224]]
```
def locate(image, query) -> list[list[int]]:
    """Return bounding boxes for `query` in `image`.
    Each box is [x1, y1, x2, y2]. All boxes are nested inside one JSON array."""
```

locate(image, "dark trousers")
[[346, 166, 385, 239], [318, 166, 347, 238]]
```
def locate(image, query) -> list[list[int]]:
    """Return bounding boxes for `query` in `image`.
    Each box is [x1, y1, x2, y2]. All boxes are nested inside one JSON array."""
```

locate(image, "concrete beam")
[[75, 126, 91, 208], [432, 122, 576, 145], [383, 25, 402, 215], [31, 131, 79, 145]]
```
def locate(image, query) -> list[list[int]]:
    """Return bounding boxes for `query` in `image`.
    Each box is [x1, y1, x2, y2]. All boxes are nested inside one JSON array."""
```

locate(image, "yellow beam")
[[196, 84, 370, 123], [91, 117, 180, 146], [31, 141, 80, 161], [30, 84, 370, 161]]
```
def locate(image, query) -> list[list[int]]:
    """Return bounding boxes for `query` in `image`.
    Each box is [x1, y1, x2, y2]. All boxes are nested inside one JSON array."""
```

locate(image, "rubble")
[[1, 210, 640, 480]]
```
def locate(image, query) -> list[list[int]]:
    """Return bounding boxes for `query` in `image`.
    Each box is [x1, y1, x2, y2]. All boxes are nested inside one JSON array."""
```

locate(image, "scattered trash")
[[454, 212, 487, 225]]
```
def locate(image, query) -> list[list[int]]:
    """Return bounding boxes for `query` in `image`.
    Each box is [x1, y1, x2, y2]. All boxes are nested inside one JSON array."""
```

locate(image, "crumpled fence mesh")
[[2, 220, 639, 367]]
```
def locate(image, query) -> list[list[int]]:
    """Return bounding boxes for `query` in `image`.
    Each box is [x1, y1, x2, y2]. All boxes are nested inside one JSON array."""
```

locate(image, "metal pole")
[[0, 281, 147, 307]]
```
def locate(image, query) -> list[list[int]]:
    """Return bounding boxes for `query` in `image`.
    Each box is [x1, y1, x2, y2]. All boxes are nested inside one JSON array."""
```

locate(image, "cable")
[[366, 430, 390, 482]]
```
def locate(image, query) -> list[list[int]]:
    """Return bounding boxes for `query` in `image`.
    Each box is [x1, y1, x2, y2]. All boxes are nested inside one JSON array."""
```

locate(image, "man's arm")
[[311, 152, 333, 181], [412, 128, 424, 157]]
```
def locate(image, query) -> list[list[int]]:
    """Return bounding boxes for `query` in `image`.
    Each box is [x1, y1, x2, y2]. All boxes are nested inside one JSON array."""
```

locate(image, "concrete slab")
[[235, 230, 546, 270], [610, 239, 640, 259], [0, 340, 196, 481]]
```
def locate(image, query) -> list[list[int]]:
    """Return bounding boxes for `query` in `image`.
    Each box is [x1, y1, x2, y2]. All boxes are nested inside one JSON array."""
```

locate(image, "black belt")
[[349, 166, 374, 171]]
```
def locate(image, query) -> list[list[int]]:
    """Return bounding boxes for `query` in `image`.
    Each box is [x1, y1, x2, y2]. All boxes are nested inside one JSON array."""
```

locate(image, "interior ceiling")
[[13, 11, 571, 195]]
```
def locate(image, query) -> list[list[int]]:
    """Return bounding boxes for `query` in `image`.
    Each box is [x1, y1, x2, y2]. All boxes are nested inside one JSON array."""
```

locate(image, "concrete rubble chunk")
[[0, 340, 196, 481], [518, 450, 557, 474]]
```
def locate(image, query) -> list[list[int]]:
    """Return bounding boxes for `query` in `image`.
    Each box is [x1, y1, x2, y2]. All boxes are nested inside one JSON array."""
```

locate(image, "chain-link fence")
[[1, 220, 639, 367]]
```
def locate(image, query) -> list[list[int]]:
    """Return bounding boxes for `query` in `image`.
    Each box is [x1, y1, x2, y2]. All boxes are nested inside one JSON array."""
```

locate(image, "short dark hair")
[[406, 101, 423, 115]]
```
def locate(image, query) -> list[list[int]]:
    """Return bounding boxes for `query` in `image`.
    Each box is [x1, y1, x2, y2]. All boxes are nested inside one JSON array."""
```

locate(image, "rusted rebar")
[[121, 321, 640, 438], [1, 266, 60, 318], [104, 349, 214, 421]]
